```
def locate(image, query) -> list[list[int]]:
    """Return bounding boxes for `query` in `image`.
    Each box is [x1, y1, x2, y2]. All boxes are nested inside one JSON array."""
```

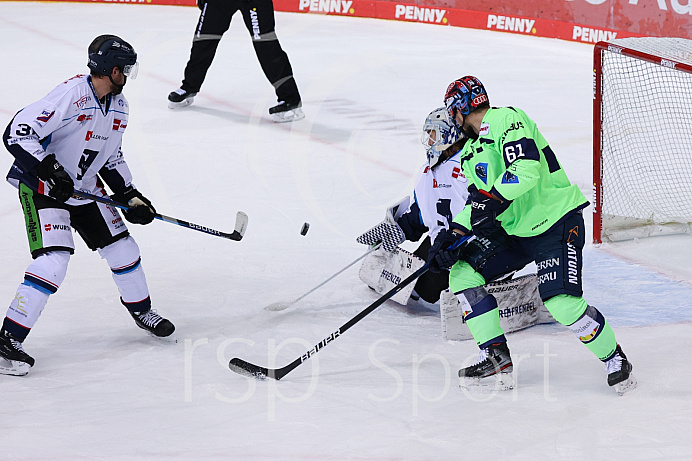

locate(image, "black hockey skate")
[[605, 344, 637, 395], [131, 309, 175, 338], [0, 329, 34, 376], [459, 342, 514, 391], [269, 101, 304, 123], [168, 88, 197, 109]]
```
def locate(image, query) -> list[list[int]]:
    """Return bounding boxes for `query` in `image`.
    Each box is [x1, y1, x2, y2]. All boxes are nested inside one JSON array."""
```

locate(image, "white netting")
[[598, 37, 692, 242]]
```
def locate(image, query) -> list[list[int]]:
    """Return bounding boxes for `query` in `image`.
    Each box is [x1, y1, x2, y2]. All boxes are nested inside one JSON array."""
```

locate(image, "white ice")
[[1, 3, 692, 460]]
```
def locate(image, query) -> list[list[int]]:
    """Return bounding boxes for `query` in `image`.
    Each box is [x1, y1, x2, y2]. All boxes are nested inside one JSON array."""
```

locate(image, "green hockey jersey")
[[453, 107, 588, 237]]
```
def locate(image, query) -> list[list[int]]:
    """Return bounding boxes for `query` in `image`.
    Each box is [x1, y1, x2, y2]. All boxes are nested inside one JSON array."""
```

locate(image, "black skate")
[[168, 88, 197, 109], [459, 342, 514, 391], [269, 101, 304, 123], [0, 330, 34, 376], [605, 344, 637, 395], [131, 309, 175, 338]]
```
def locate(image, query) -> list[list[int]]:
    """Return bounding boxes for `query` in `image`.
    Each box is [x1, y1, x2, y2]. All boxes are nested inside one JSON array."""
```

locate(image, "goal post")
[[593, 37, 692, 243]]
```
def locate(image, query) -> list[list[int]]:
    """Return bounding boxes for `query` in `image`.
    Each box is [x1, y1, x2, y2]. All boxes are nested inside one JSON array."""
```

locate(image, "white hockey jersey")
[[412, 151, 469, 242], [5, 74, 134, 206]]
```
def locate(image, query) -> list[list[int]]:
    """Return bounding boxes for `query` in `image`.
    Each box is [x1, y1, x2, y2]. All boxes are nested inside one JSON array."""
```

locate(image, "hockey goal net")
[[593, 37, 692, 243]]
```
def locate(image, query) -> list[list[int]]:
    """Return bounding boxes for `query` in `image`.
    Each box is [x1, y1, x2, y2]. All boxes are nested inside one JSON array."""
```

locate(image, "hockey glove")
[[460, 228, 509, 272], [113, 186, 156, 225], [357, 220, 406, 252], [469, 186, 511, 237], [36, 154, 74, 203], [427, 224, 470, 273]]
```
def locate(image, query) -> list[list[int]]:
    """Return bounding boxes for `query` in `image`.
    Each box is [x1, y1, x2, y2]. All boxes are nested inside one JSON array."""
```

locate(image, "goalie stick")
[[229, 263, 430, 380], [71, 190, 248, 241], [266, 244, 382, 311]]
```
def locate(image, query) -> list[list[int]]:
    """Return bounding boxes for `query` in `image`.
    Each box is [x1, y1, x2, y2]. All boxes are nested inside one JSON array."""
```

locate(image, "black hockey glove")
[[36, 154, 74, 203], [427, 224, 470, 273], [113, 186, 156, 225], [469, 186, 511, 238], [460, 228, 509, 272]]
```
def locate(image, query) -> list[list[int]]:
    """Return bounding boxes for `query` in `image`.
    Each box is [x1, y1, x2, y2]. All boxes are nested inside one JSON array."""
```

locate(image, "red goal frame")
[[592, 40, 692, 244]]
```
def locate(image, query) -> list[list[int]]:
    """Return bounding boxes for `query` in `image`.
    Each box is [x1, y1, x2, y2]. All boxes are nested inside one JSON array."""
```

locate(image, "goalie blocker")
[[359, 246, 554, 338]]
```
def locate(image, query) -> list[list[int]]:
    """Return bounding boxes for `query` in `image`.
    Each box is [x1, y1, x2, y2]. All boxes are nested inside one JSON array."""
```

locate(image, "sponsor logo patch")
[[73, 95, 90, 109], [475, 162, 488, 183], [452, 167, 464, 179], [36, 110, 55, 125], [112, 119, 127, 131]]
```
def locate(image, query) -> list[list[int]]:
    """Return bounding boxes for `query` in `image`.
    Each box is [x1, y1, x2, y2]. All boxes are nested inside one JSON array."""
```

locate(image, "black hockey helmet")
[[87, 35, 138, 78]]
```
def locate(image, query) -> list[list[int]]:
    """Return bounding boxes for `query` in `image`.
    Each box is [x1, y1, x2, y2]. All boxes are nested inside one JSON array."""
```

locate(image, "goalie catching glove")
[[112, 186, 156, 225], [357, 219, 406, 252], [357, 197, 409, 252]]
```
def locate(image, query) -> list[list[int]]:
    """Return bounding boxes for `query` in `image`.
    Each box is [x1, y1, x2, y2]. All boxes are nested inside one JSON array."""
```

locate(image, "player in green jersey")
[[427, 76, 636, 395]]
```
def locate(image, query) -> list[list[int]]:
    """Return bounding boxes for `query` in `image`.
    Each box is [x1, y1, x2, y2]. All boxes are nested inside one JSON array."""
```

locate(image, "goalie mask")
[[421, 107, 461, 167], [444, 76, 488, 127]]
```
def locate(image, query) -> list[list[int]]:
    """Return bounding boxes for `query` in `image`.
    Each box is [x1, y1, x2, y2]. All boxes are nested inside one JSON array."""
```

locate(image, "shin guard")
[[566, 304, 618, 361], [456, 286, 506, 348], [98, 236, 151, 312], [5, 251, 70, 339]]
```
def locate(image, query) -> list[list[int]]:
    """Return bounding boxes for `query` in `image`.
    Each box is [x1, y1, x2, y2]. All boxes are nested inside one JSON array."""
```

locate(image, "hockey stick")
[[265, 244, 382, 311], [71, 190, 248, 241], [229, 262, 430, 380]]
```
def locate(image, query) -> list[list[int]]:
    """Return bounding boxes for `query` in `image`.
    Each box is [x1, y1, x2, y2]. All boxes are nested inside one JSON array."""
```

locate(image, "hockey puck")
[[300, 222, 310, 236]]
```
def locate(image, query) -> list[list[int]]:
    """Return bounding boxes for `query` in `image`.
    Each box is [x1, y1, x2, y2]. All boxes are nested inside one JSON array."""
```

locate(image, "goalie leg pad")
[[442, 274, 552, 341], [359, 246, 425, 305]]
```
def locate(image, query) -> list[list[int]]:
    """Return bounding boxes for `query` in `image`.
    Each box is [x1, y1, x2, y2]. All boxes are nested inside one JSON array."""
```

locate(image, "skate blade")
[[0, 357, 31, 376], [614, 373, 637, 396], [138, 327, 178, 343], [270, 108, 305, 123], [147, 332, 178, 344], [168, 98, 194, 109], [459, 372, 515, 392]]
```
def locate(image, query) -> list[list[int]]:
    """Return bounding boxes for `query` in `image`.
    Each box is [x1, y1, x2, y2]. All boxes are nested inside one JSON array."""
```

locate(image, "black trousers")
[[412, 237, 450, 304], [181, 0, 301, 104]]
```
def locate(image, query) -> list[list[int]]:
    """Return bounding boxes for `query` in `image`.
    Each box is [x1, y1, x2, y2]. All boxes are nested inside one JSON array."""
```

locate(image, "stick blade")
[[233, 212, 249, 240], [264, 301, 293, 311], [228, 358, 270, 380]]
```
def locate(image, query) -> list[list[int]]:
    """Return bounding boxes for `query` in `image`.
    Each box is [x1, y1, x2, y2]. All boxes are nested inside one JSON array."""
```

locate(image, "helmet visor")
[[122, 62, 139, 79]]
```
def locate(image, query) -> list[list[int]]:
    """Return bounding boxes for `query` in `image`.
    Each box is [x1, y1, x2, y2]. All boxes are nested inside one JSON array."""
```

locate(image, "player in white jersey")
[[0, 35, 175, 376], [357, 107, 469, 303]]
